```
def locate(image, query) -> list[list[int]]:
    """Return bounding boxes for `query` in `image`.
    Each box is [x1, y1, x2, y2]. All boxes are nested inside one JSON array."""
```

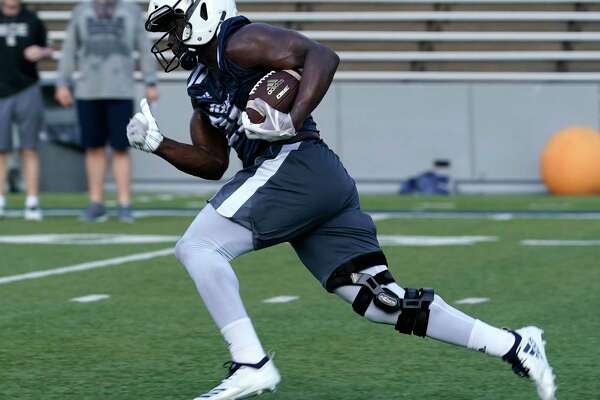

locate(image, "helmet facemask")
[[146, 0, 192, 72], [145, 0, 238, 72]]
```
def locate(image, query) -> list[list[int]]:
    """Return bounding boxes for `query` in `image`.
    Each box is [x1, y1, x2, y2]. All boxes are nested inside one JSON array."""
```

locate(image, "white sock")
[[0, 195, 5, 208], [467, 319, 515, 357], [25, 196, 39, 208], [221, 318, 267, 364]]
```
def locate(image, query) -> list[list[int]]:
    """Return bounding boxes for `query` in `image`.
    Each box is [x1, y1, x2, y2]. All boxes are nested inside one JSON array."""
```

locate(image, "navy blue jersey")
[[187, 16, 319, 168]]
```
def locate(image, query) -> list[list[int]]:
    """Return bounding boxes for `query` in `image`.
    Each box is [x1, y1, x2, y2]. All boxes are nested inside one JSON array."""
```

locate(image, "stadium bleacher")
[[24, 0, 600, 81]]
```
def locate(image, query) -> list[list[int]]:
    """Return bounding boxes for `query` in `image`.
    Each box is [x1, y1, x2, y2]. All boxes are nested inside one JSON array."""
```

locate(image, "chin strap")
[[180, 49, 199, 70]]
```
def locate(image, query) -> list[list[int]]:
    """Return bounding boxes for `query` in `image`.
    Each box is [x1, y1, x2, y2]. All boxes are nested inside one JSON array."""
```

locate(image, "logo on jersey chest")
[[208, 98, 232, 115], [0, 23, 29, 47]]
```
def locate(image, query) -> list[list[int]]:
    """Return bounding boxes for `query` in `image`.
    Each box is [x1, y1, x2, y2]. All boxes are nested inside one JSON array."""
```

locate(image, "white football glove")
[[241, 98, 297, 142], [126, 99, 164, 153]]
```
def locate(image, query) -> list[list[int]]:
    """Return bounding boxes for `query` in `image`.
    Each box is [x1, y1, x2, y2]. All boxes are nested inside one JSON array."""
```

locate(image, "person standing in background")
[[0, 0, 52, 221], [55, 0, 158, 222]]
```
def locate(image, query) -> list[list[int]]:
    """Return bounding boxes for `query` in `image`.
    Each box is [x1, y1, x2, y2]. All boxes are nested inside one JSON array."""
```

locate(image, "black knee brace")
[[325, 251, 434, 338], [394, 287, 434, 337], [325, 251, 399, 315]]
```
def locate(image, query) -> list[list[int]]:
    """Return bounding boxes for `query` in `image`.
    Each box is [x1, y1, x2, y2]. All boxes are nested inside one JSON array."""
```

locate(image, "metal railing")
[[36, 10, 600, 22], [46, 30, 600, 42]]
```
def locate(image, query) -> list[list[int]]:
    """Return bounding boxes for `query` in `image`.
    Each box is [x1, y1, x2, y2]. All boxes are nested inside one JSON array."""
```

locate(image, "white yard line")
[[490, 213, 514, 221], [378, 235, 497, 246], [414, 202, 456, 210], [4, 208, 600, 220], [455, 297, 491, 305], [367, 211, 600, 220], [521, 239, 600, 246], [262, 296, 300, 304], [70, 294, 110, 303], [0, 248, 174, 285], [0, 234, 179, 245]]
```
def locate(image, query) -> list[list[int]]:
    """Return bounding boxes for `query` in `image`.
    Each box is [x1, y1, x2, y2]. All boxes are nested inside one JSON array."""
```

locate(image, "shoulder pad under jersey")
[[187, 64, 226, 109]]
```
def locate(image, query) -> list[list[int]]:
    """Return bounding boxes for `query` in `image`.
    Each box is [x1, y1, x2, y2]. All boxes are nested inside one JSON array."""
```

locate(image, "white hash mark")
[[262, 296, 300, 304], [70, 294, 110, 303], [0, 248, 174, 285], [455, 297, 491, 305], [521, 240, 600, 246]]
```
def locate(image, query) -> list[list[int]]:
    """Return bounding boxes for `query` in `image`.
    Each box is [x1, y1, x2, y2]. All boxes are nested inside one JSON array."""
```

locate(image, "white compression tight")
[[175, 204, 267, 364], [335, 265, 515, 357], [176, 205, 514, 362], [175, 204, 255, 329]]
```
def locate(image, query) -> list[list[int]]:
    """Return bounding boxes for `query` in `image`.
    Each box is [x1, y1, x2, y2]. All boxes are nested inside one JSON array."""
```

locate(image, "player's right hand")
[[55, 86, 73, 108], [126, 99, 164, 153]]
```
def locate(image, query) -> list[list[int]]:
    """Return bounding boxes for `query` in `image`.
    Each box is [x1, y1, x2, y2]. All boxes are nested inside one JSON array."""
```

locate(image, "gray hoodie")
[[57, 0, 157, 99]]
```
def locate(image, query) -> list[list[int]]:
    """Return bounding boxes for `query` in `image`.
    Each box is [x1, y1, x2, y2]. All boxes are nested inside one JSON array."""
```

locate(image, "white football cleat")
[[24, 206, 43, 221], [194, 356, 280, 400], [503, 326, 557, 400]]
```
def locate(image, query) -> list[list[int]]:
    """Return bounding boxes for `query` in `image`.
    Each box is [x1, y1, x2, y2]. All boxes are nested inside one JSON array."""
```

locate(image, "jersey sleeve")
[[187, 65, 226, 114], [32, 13, 48, 47]]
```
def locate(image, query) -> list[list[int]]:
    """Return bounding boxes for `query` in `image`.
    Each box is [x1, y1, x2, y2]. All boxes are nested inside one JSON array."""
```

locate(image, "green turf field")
[[4, 192, 600, 211], [1, 194, 599, 399]]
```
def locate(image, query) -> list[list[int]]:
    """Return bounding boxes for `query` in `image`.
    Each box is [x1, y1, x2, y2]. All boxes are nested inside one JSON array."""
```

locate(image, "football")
[[246, 70, 301, 124]]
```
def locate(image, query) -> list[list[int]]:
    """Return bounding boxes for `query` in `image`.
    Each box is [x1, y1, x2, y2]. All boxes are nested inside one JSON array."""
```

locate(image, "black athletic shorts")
[[209, 139, 382, 285], [77, 99, 133, 150]]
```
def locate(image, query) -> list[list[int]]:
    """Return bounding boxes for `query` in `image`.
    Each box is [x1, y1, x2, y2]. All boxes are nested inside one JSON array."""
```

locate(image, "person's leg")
[[21, 149, 40, 205], [86, 147, 108, 203], [333, 271, 514, 355], [293, 206, 555, 399], [293, 207, 514, 354], [106, 100, 133, 207], [0, 95, 15, 211], [0, 152, 7, 214], [77, 100, 108, 205], [176, 204, 281, 400], [14, 84, 43, 211], [111, 150, 131, 205], [175, 203, 266, 364]]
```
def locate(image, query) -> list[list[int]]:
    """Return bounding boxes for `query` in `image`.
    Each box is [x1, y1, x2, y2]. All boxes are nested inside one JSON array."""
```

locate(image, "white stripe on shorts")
[[216, 142, 301, 218]]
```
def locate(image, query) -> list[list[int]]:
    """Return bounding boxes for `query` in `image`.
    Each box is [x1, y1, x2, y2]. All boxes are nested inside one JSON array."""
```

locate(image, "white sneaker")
[[24, 206, 43, 221], [194, 356, 280, 400], [503, 326, 557, 400]]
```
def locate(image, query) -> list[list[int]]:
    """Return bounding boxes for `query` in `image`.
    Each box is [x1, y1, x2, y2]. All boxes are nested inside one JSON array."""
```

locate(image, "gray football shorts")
[[0, 84, 44, 152], [209, 139, 382, 285]]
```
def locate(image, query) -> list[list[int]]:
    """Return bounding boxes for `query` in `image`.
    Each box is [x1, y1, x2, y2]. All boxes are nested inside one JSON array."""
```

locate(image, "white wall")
[[128, 80, 600, 193]]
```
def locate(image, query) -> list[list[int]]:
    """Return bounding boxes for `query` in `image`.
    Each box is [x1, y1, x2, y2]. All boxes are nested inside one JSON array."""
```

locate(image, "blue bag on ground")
[[400, 171, 450, 195]]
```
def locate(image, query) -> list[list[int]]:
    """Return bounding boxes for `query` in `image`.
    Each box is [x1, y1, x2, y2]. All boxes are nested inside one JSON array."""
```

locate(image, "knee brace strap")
[[325, 251, 400, 316], [395, 288, 434, 337], [351, 271, 400, 315], [325, 251, 389, 293]]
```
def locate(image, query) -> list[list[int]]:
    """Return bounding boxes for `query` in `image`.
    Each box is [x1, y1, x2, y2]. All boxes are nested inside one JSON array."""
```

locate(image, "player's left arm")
[[226, 23, 340, 129]]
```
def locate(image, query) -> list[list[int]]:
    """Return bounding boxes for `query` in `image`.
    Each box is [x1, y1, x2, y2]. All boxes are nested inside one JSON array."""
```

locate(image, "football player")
[[126, 1, 557, 399]]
